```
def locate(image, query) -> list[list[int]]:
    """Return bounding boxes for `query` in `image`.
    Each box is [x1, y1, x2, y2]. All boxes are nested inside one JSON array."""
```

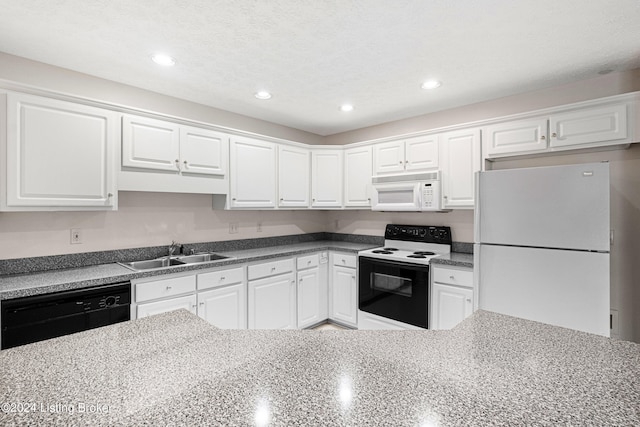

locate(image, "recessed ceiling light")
[[421, 80, 442, 90], [151, 54, 176, 67], [340, 104, 354, 112], [254, 91, 272, 100]]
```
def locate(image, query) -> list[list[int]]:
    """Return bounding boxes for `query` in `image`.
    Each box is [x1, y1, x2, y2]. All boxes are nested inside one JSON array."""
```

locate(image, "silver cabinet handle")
[[405, 160, 408, 164], [183, 160, 188, 168], [280, 198, 284, 201], [107, 193, 113, 198], [541, 135, 546, 140], [166, 286, 172, 290], [192, 304, 197, 308], [466, 299, 471, 303], [399, 161, 403, 164], [199, 302, 204, 306], [220, 276, 226, 280], [175, 159, 180, 170], [271, 267, 276, 271], [552, 132, 557, 138], [232, 198, 236, 201], [450, 275, 455, 280]]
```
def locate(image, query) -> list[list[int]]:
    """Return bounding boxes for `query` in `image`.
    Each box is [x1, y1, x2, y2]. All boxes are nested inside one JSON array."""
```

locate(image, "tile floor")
[[312, 322, 347, 331]]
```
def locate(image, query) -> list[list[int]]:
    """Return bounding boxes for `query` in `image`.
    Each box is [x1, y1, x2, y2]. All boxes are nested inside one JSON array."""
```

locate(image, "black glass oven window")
[[370, 272, 412, 297]]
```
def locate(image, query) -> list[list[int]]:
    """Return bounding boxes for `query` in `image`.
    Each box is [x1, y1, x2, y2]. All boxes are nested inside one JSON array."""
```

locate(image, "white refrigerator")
[[474, 162, 610, 336]]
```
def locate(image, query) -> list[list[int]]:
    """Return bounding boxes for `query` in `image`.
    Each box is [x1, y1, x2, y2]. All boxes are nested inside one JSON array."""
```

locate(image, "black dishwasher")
[[1, 282, 131, 349]]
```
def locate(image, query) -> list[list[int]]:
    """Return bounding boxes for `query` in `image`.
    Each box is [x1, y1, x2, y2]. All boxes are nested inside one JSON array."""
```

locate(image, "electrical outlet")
[[257, 222, 262, 232], [70, 228, 82, 244], [229, 222, 239, 234]]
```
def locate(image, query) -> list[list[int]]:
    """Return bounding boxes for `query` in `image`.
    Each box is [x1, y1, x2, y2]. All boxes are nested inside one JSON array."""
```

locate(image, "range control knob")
[[104, 296, 117, 307]]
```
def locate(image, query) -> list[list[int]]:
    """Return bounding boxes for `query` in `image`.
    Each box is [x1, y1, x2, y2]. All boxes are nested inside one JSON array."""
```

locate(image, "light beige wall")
[[0, 52, 324, 145], [0, 192, 327, 260], [324, 68, 640, 144], [490, 145, 640, 343]]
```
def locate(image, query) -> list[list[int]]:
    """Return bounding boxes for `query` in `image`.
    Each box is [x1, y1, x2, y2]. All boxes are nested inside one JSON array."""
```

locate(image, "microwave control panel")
[[422, 182, 440, 209]]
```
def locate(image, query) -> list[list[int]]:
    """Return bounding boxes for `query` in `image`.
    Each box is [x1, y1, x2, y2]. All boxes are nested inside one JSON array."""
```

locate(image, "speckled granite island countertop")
[[1, 309, 638, 426]]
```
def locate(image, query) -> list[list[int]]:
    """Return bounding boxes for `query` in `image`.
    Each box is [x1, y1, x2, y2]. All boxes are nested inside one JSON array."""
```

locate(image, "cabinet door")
[[122, 114, 180, 172], [549, 104, 628, 148], [297, 267, 321, 329], [229, 137, 276, 208], [137, 294, 197, 319], [343, 146, 372, 207], [311, 150, 343, 208], [441, 128, 481, 208], [405, 135, 439, 172], [198, 284, 247, 329], [485, 118, 548, 156], [5, 92, 116, 209], [180, 126, 228, 176], [330, 265, 357, 327], [373, 140, 405, 175], [431, 283, 472, 330], [278, 145, 310, 207], [248, 272, 296, 329]]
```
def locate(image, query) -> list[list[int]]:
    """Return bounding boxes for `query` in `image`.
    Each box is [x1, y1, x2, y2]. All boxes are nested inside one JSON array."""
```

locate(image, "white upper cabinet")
[[549, 104, 628, 148], [343, 145, 372, 207], [311, 149, 343, 208], [122, 115, 227, 176], [122, 115, 180, 172], [229, 136, 277, 208], [180, 126, 227, 176], [3, 92, 117, 211], [440, 128, 481, 209], [373, 140, 405, 174], [278, 144, 310, 208], [484, 100, 633, 159], [373, 135, 438, 175], [484, 118, 548, 157], [405, 135, 439, 171]]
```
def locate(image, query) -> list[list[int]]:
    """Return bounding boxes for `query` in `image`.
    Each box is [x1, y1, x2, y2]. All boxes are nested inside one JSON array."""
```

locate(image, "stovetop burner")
[[372, 250, 394, 254], [383, 248, 398, 251], [407, 254, 427, 259], [413, 251, 436, 256]]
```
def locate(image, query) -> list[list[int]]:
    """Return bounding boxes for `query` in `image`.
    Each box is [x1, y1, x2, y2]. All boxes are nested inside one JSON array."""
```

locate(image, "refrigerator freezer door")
[[476, 162, 610, 251], [477, 244, 610, 336]]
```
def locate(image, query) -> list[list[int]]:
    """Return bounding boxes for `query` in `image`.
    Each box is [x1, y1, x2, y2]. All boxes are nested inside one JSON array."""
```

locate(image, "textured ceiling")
[[0, 0, 639, 136]]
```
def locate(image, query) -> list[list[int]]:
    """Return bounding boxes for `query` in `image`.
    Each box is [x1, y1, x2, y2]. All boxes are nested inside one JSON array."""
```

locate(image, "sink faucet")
[[168, 241, 181, 258]]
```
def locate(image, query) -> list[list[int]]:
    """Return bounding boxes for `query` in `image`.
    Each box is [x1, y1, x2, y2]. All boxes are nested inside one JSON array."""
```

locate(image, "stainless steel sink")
[[118, 252, 232, 272], [177, 253, 230, 264]]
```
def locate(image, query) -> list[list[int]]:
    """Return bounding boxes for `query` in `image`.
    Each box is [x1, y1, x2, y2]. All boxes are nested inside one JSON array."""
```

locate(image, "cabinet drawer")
[[332, 253, 357, 269], [135, 275, 196, 302], [248, 258, 294, 281], [198, 267, 245, 290], [297, 254, 319, 270], [432, 267, 473, 288], [137, 294, 197, 319]]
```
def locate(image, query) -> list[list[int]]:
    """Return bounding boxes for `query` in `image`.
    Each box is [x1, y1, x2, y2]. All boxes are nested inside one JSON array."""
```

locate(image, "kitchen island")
[[1, 309, 638, 426]]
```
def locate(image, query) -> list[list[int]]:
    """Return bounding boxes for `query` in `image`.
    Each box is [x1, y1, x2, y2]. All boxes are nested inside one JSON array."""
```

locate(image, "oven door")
[[358, 256, 429, 328]]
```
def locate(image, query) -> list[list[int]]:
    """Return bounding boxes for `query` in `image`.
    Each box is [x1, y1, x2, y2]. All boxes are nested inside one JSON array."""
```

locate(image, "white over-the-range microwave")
[[371, 171, 444, 212]]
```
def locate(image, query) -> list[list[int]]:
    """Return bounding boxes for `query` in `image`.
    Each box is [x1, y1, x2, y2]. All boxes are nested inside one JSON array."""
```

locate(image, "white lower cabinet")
[[329, 253, 358, 327], [248, 258, 297, 329], [198, 284, 246, 329], [197, 266, 247, 329], [134, 274, 198, 318], [430, 265, 474, 330], [296, 253, 328, 329], [137, 294, 197, 318]]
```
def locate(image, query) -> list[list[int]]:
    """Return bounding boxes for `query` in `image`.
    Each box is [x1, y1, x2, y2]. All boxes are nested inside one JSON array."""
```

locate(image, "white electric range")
[[357, 224, 452, 330]]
